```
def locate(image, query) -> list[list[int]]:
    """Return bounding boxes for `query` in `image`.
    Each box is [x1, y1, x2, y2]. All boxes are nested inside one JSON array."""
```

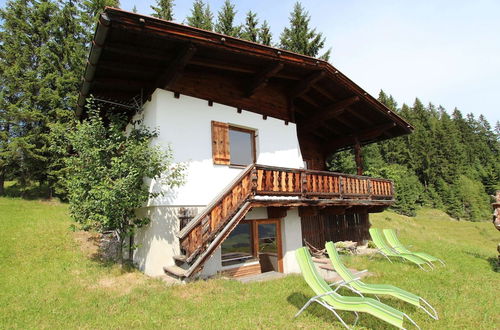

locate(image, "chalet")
[[78, 8, 413, 280]]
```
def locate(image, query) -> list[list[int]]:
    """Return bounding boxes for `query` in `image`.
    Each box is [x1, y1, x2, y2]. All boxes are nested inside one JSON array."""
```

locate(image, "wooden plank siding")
[[301, 212, 370, 246]]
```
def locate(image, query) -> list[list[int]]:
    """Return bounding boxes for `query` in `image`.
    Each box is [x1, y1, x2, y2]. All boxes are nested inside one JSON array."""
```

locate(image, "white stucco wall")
[[133, 206, 184, 276], [280, 208, 302, 274], [133, 89, 305, 277], [140, 88, 304, 206]]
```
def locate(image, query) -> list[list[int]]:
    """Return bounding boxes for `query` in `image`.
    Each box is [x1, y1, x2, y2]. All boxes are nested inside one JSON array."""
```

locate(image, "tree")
[[279, 2, 330, 60], [65, 102, 185, 263], [215, 0, 239, 37], [82, 0, 119, 20], [241, 10, 258, 42], [132, 5, 137, 13], [186, 0, 213, 31], [150, 0, 174, 20], [259, 20, 272, 45]]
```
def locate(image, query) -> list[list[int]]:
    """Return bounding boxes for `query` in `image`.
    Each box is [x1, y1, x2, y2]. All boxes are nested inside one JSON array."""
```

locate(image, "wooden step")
[[319, 263, 335, 271], [173, 254, 187, 263], [312, 257, 330, 264], [163, 265, 187, 278]]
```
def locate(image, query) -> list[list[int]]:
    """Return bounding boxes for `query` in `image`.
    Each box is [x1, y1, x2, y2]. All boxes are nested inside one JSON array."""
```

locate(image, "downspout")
[[75, 12, 111, 118]]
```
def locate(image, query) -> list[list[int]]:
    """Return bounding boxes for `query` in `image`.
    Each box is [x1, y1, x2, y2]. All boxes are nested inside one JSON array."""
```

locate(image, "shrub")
[[64, 102, 185, 262]]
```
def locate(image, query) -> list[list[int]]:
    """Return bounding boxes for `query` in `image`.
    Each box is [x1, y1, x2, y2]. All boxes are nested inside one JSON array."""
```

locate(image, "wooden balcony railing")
[[254, 165, 393, 199], [176, 164, 394, 273]]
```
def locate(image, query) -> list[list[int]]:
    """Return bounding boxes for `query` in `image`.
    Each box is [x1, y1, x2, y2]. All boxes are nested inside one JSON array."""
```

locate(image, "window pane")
[[221, 223, 252, 265], [229, 128, 254, 165]]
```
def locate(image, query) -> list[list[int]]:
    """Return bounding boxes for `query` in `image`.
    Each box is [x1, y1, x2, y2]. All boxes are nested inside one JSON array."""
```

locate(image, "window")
[[229, 126, 255, 166], [221, 222, 254, 266], [211, 121, 256, 166]]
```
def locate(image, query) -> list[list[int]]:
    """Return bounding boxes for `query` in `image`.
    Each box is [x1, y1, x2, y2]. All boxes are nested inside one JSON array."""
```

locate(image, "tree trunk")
[[0, 172, 4, 196], [118, 234, 124, 265]]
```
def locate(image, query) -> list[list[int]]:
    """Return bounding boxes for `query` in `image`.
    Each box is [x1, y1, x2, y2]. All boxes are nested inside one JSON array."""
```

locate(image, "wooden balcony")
[[253, 165, 393, 203], [171, 164, 394, 278]]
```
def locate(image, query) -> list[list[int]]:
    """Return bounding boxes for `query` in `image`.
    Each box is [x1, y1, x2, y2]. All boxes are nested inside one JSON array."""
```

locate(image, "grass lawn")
[[1, 197, 499, 329]]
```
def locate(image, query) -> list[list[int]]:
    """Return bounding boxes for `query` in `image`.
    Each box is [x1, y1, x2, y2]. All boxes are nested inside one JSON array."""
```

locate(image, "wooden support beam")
[[327, 122, 397, 151], [288, 99, 296, 123], [347, 108, 371, 125], [156, 43, 197, 90], [334, 115, 357, 130], [93, 77, 154, 90], [104, 42, 167, 61], [267, 207, 288, 218], [289, 71, 325, 99], [246, 62, 284, 97], [300, 96, 360, 131], [354, 138, 363, 175]]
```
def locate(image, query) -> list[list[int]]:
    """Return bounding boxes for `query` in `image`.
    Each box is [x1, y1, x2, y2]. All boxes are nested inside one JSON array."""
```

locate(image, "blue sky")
[[2, 0, 499, 125]]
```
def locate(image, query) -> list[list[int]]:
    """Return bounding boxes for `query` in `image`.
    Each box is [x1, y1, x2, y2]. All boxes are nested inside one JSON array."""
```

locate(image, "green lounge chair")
[[325, 241, 438, 320], [294, 247, 420, 329], [383, 229, 445, 266], [369, 228, 432, 271]]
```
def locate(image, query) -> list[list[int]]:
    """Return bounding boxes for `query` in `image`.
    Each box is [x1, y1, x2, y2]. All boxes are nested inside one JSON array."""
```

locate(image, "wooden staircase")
[[164, 165, 255, 279], [163, 164, 394, 279]]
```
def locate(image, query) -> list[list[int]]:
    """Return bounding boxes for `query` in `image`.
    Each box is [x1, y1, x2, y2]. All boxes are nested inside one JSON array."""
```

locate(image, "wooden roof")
[[78, 7, 413, 153]]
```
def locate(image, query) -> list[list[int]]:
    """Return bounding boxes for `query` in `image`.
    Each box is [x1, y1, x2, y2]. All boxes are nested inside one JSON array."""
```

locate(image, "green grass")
[[1, 198, 499, 329]]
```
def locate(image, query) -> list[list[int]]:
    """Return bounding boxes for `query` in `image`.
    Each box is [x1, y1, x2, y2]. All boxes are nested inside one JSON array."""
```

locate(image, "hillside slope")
[[0, 198, 498, 329]]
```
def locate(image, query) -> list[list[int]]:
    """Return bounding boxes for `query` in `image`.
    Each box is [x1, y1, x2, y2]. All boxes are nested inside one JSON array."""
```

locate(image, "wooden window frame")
[[247, 218, 283, 273], [228, 125, 257, 167]]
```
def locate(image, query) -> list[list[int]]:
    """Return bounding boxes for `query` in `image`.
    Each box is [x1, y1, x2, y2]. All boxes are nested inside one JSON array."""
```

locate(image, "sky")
[[1, 0, 499, 125]]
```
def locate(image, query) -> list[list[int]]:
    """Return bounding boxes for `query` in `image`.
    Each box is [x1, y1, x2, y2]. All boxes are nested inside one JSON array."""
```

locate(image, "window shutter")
[[211, 121, 230, 165]]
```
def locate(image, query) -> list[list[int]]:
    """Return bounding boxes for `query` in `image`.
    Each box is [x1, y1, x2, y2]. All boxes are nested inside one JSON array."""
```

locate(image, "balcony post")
[[250, 167, 258, 196], [339, 176, 344, 199], [300, 171, 307, 197], [354, 138, 363, 176]]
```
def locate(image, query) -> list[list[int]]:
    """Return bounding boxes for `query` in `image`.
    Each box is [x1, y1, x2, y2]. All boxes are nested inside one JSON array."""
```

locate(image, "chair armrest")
[[329, 279, 345, 287], [333, 277, 361, 292], [352, 269, 368, 276]]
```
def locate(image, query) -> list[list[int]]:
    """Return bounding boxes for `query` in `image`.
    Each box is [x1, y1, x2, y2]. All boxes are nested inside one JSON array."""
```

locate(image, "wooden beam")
[[267, 207, 288, 218], [347, 108, 371, 125], [289, 71, 325, 99], [93, 77, 154, 90], [354, 138, 363, 175], [104, 42, 168, 61], [327, 122, 397, 151], [246, 62, 284, 97], [156, 43, 197, 90], [300, 96, 360, 131]]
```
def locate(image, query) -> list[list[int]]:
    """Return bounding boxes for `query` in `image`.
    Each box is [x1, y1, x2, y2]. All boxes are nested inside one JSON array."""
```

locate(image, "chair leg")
[[419, 298, 439, 320], [353, 311, 360, 327], [294, 299, 314, 318], [402, 313, 421, 330], [297, 298, 354, 329]]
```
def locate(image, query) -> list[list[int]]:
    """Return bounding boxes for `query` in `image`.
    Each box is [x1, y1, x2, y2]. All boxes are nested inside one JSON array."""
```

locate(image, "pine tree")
[[82, 0, 120, 19], [214, 0, 240, 37], [259, 20, 272, 45], [0, 0, 89, 197], [279, 2, 330, 60], [151, 0, 174, 20], [186, 0, 213, 31], [241, 10, 259, 42], [132, 5, 137, 13]]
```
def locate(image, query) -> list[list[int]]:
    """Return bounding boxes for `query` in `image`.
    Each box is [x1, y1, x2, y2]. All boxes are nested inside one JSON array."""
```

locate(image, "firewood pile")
[[492, 191, 500, 264]]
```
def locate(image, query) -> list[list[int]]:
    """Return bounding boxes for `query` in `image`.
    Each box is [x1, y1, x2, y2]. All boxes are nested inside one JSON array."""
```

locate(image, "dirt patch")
[[73, 230, 120, 262], [90, 272, 147, 295], [73, 231, 100, 258], [172, 280, 225, 302]]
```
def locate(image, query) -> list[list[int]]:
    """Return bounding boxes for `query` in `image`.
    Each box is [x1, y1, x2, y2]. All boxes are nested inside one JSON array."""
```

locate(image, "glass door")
[[255, 220, 283, 273]]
